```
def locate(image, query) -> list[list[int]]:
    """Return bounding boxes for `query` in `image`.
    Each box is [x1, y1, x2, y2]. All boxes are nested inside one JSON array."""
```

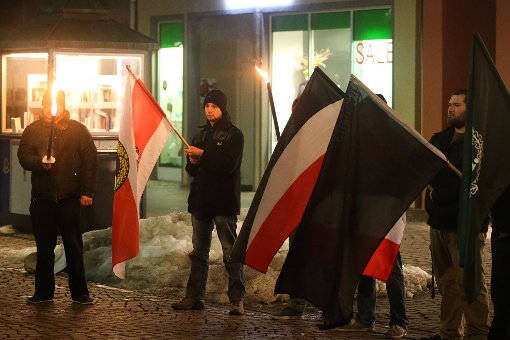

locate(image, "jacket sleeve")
[[78, 126, 97, 197], [199, 128, 243, 175], [18, 125, 46, 173], [185, 134, 200, 177]]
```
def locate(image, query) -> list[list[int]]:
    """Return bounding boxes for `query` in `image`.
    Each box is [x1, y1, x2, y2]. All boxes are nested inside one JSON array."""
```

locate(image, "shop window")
[[311, 12, 351, 91], [2, 53, 48, 133], [270, 8, 393, 149], [352, 8, 393, 105], [2, 52, 143, 134], [158, 21, 184, 170]]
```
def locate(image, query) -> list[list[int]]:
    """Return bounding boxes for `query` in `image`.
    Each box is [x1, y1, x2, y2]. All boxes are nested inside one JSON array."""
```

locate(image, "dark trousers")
[[357, 252, 408, 328], [488, 231, 510, 340], [186, 214, 245, 303], [30, 198, 89, 300]]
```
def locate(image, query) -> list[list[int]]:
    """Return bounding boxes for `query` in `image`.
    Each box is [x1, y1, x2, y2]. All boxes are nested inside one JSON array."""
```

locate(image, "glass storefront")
[[157, 22, 184, 170], [271, 8, 393, 146], [2, 52, 143, 135], [3, 53, 48, 132]]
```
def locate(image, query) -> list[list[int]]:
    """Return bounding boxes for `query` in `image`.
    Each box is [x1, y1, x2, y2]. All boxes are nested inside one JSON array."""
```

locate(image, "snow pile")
[[81, 210, 431, 304]]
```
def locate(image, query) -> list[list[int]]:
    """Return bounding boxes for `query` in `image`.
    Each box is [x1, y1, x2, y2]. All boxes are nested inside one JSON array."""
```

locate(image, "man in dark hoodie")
[[18, 90, 97, 305], [423, 89, 489, 340], [172, 89, 245, 315]]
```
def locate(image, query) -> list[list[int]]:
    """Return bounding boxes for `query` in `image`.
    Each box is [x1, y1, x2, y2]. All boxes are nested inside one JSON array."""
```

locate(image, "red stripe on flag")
[[111, 179, 140, 266], [245, 155, 325, 273], [363, 238, 400, 281], [131, 79, 166, 158]]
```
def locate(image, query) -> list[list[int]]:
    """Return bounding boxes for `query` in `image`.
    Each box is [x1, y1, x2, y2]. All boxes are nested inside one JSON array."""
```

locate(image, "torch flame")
[[51, 81, 58, 117], [255, 65, 270, 84]]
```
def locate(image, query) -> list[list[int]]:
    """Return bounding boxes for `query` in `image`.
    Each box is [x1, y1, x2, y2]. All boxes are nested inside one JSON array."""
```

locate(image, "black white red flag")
[[275, 75, 447, 328], [232, 68, 345, 273]]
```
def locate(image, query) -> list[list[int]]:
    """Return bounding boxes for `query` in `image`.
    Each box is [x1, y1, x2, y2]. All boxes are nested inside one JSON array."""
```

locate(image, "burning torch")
[[255, 65, 280, 141], [42, 85, 57, 164]]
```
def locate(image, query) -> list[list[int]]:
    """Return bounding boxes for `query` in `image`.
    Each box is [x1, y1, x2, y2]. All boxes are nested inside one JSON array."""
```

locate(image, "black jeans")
[[30, 198, 89, 300], [488, 230, 510, 339], [186, 214, 245, 303]]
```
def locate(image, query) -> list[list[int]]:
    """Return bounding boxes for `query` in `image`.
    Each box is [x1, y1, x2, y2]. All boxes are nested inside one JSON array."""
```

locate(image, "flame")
[[255, 65, 270, 84], [51, 81, 58, 117]]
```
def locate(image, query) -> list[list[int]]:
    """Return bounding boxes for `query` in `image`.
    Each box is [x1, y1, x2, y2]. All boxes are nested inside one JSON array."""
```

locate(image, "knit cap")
[[203, 89, 227, 113]]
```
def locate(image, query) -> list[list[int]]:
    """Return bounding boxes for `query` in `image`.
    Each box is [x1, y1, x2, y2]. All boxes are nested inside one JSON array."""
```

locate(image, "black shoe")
[[72, 295, 94, 305], [26, 295, 53, 304]]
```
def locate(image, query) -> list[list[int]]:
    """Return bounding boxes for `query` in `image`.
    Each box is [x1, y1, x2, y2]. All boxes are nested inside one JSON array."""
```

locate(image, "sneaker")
[[336, 319, 375, 332], [229, 301, 244, 315], [385, 324, 407, 338], [26, 295, 53, 304], [72, 295, 94, 305], [271, 306, 304, 320], [171, 297, 205, 310]]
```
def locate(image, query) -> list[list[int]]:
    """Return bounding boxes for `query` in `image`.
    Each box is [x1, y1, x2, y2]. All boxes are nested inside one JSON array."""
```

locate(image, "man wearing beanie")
[[172, 89, 246, 315]]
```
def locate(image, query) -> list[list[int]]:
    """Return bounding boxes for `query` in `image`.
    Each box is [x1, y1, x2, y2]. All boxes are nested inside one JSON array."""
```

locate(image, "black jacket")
[[186, 112, 243, 216], [18, 114, 97, 201], [425, 127, 463, 231], [492, 185, 510, 234]]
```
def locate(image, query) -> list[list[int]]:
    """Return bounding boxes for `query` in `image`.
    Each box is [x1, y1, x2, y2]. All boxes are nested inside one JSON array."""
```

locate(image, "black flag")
[[275, 76, 447, 328], [458, 33, 510, 303]]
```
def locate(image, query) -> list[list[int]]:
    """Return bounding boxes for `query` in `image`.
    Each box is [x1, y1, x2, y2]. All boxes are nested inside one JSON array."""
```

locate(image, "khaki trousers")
[[430, 229, 490, 340]]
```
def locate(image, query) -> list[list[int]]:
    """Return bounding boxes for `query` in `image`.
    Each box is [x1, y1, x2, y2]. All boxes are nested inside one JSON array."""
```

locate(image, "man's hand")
[[80, 195, 93, 207], [186, 146, 204, 164]]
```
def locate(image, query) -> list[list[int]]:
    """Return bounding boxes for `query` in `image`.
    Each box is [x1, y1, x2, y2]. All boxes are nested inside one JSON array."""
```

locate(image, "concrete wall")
[[422, 0, 498, 140], [496, 0, 510, 86], [393, 0, 419, 129]]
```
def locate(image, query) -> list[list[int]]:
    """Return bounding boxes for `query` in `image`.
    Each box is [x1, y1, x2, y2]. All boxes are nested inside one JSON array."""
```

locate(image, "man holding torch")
[[18, 89, 97, 305]]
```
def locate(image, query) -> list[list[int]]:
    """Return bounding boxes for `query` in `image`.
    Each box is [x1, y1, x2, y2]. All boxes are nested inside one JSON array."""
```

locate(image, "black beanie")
[[203, 90, 227, 113]]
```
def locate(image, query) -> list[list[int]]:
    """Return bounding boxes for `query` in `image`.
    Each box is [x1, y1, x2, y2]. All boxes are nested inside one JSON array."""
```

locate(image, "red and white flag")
[[363, 213, 406, 281], [112, 69, 172, 279]]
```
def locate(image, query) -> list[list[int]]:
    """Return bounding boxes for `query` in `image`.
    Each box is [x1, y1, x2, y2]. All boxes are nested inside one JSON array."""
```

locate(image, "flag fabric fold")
[[458, 33, 510, 303], [274, 75, 447, 328], [232, 68, 345, 273], [112, 70, 172, 279], [363, 213, 405, 281]]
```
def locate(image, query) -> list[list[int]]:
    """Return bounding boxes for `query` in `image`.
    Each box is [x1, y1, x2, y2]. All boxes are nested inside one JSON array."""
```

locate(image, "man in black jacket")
[[18, 90, 97, 305], [172, 89, 245, 315], [424, 89, 489, 340], [488, 185, 510, 339]]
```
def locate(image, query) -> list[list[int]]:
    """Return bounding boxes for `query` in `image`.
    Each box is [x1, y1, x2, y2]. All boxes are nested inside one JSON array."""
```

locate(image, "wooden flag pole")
[[447, 161, 462, 177], [125, 65, 190, 148]]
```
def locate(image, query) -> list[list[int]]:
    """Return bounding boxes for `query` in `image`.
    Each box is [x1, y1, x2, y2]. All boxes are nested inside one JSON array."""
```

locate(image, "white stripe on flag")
[[247, 99, 343, 246]]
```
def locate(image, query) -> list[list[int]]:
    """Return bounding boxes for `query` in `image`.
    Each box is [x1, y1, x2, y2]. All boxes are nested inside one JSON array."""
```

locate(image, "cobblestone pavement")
[[0, 210, 493, 339]]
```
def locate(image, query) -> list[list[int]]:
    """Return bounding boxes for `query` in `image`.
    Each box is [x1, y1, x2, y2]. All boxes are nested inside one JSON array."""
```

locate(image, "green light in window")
[[353, 8, 392, 40], [311, 12, 350, 30], [272, 14, 308, 32], [160, 22, 183, 48]]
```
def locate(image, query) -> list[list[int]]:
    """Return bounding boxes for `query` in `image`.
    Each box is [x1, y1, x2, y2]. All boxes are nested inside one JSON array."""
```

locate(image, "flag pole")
[[125, 65, 190, 148], [447, 161, 462, 177]]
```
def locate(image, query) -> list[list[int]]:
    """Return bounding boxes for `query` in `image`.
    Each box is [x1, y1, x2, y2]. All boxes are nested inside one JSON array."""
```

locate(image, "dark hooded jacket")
[[425, 127, 463, 231], [18, 111, 97, 201], [425, 126, 488, 232], [186, 111, 243, 216]]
